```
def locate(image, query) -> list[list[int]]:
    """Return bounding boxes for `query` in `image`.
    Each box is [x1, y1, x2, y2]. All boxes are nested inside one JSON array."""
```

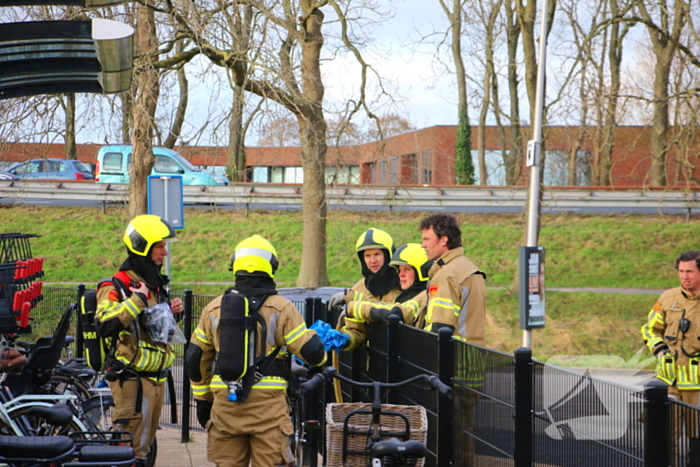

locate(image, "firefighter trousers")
[[110, 377, 164, 459]]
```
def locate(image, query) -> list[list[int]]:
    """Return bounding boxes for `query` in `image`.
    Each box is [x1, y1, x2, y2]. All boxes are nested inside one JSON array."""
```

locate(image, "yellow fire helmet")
[[231, 235, 279, 278], [355, 228, 395, 258], [123, 214, 177, 257], [389, 243, 430, 282]]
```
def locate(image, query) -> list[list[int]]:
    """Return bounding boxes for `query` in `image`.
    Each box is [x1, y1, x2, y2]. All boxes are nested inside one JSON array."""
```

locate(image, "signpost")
[[519, 246, 546, 330], [148, 175, 184, 284]]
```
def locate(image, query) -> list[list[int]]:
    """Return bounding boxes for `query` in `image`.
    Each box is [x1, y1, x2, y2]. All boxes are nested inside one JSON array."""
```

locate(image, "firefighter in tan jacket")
[[345, 243, 431, 328], [420, 214, 486, 467], [327, 228, 402, 350], [95, 215, 183, 466], [185, 235, 326, 467], [419, 215, 486, 345], [641, 250, 700, 406]]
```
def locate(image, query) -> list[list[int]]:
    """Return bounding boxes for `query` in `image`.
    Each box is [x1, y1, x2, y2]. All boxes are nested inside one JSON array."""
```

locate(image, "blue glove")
[[310, 320, 350, 352]]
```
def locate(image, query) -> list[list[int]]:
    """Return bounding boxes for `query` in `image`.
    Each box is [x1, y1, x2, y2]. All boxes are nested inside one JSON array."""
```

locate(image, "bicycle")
[[298, 366, 452, 467], [0, 432, 135, 467]]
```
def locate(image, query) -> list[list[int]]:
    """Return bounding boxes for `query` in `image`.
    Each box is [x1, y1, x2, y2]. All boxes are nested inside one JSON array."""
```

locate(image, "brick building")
[[1, 125, 698, 187]]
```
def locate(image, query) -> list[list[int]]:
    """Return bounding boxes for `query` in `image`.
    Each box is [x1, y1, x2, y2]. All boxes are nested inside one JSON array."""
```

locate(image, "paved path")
[[156, 427, 211, 467]]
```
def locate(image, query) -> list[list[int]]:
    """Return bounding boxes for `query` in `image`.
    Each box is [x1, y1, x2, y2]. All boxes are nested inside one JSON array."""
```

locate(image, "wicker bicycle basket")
[[325, 402, 428, 467]]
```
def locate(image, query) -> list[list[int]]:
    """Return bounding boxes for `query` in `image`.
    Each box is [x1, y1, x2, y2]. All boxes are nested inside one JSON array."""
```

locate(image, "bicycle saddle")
[[56, 364, 97, 379], [0, 348, 28, 373], [0, 435, 74, 459], [27, 403, 74, 427], [370, 437, 427, 459]]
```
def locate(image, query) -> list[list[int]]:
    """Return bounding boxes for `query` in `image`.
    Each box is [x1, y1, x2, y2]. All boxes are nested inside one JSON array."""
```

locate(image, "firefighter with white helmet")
[[186, 235, 326, 467]]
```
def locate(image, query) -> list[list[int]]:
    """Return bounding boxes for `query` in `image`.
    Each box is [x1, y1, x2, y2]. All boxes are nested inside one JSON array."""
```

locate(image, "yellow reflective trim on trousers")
[[252, 376, 288, 390], [194, 328, 211, 345], [285, 323, 307, 346], [210, 376, 227, 389], [192, 384, 211, 394]]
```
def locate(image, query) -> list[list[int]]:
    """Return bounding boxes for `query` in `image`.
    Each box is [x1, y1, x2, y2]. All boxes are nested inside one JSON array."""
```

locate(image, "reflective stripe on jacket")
[[95, 269, 174, 382], [641, 286, 700, 390]]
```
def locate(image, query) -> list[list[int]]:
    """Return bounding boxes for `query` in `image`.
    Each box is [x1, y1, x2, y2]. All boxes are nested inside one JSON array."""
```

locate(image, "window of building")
[[325, 165, 360, 184], [543, 150, 591, 186], [421, 150, 432, 184], [252, 167, 270, 183], [470, 150, 506, 186]]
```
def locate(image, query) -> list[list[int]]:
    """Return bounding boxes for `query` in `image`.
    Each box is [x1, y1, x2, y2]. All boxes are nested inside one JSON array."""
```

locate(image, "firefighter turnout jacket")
[[339, 279, 402, 351], [641, 286, 700, 390], [95, 270, 174, 381], [346, 290, 427, 327], [422, 248, 486, 346], [188, 293, 326, 404]]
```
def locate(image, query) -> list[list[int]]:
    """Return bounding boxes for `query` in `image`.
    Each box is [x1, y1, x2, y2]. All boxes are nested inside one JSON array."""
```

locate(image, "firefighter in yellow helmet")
[[329, 228, 402, 350], [186, 235, 327, 467], [345, 243, 432, 328], [95, 214, 182, 467]]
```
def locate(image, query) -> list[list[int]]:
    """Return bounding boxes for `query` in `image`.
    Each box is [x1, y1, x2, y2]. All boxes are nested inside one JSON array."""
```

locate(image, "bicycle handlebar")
[[300, 366, 453, 399]]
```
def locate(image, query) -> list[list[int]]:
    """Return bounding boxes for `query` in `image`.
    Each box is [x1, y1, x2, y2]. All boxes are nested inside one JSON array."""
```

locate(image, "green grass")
[[2, 204, 697, 361]]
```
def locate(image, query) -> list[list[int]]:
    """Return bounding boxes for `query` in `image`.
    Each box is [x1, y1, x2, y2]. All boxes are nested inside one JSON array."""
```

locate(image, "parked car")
[[6, 159, 94, 180], [95, 145, 229, 186], [0, 170, 19, 181]]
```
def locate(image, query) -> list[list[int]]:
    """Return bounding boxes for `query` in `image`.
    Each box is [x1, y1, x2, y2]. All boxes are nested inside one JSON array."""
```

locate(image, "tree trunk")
[[295, 5, 328, 287], [65, 93, 76, 160], [448, 0, 475, 185], [129, 4, 160, 218], [637, 0, 687, 187], [505, 0, 523, 185], [477, 0, 502, 186], [649, 54, 671, 185], [227, 86, 246, 182]]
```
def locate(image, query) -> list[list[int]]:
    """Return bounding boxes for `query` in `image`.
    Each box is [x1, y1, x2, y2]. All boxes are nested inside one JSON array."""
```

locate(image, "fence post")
[[437, 328, 454, 467], [75, 284, 85, 359], [387, 315, 400, 389], [304, 297, 315, 327], [181, 289, 193, 443], [514, 347, 533, 467], [644, 379, 669, 467]]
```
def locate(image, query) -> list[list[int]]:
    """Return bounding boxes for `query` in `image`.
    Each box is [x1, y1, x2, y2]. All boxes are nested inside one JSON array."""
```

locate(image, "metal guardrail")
[[1, 180, 699, 212]]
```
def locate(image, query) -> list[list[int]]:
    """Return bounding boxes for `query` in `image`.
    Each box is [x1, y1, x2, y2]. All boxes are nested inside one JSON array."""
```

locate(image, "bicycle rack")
[[0, 233, 44, 334]]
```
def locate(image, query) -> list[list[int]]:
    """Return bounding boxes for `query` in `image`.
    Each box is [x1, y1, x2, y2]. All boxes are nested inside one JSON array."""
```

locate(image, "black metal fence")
[[15, 286, 700, 467]]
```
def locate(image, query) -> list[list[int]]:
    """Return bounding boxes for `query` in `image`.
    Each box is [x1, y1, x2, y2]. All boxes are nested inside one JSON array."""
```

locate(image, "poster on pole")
[[519, 246, 545, 330], [148, 175, 184, 229]]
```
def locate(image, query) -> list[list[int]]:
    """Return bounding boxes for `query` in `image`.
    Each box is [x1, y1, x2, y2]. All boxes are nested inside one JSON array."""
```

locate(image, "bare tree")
[[258, 115, 301, 147], [129, 4, 161, 217], [635, 0, 689, 185]]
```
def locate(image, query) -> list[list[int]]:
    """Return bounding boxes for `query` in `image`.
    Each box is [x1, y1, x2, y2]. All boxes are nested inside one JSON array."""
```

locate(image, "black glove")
[[369, 306, 404, 323], [195, 399, 213, 428]]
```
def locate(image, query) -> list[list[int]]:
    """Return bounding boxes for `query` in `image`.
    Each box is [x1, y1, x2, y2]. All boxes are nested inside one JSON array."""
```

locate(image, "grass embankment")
[[1, 204, 697, 364]]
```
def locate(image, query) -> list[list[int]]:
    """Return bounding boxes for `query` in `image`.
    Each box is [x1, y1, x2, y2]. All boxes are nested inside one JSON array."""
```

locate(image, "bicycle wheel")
[[145, 436, 158, 467], [7, 403, 87, 437], [290, 397, 305, 467], [44, 374, 92, 401]]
